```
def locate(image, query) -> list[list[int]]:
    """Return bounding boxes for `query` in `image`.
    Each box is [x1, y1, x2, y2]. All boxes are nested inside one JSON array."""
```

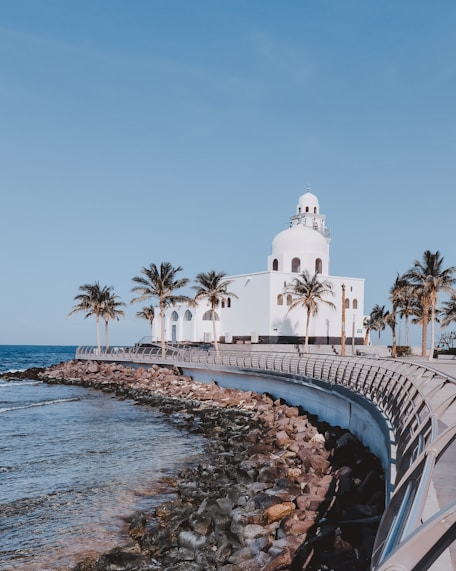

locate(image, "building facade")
[[152, 191, 366, 346]]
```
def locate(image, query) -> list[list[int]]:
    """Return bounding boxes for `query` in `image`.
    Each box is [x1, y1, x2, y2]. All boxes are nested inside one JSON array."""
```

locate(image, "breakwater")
[[37, 360, 384, 570]]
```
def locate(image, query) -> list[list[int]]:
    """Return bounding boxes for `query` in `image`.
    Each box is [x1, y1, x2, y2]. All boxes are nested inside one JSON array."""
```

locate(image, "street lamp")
[[341, 284, 346, 356], [352, 315, 355, 356]]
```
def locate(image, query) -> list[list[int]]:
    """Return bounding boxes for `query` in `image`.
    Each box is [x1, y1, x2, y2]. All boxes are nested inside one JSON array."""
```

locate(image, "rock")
[[95, 548, 148, 570], [242, 524, 270, 540], [252, 493, 284, 510], [257, 463, 288, 483], [287, 467, 302, 481], [280, 515, 315, 535], [127, 512, 147, 540], [264, 502, 295, 524], [297, 447, 331, 476], [87, 362, 99, 373], [245, 534, 273, 556], [275, 430, 294, 448], [188, 512, 213, 535], [178, 530, 207, 551], [264, 546, 292, 570], [296, 493, 323, 511]]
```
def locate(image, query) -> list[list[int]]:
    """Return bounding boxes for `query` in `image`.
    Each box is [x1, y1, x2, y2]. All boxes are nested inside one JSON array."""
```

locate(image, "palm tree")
[[397, 284, 421, 347], [193, 270, 238, 355], [404, 250, 456, 360], [130, 262, 192, 358], [440, 293, 456, 329], [68, 282, 109, 355], [410, 303, 437, 326], [389, 274, 409, 357], [363, 316, 374, 346], [285, 271, 335, 354], [102, 289, 126, 351], [369, 304, 390, 344], [136, 305, 155, 341], [410, 302, 440, 353]]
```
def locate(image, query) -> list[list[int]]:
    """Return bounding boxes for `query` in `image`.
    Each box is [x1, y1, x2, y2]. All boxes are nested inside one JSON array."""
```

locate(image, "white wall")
[[219, 272, 271, 340], [269, 272, 365, 340], [152, 272, 365, 344]]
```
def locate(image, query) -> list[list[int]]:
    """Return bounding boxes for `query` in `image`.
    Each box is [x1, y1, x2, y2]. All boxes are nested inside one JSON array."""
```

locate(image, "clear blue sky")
[[1, 0, 455, 347]]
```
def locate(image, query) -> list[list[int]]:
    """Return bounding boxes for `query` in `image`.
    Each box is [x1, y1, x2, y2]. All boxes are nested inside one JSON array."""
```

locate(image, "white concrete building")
[[153, 191, 366, 347]]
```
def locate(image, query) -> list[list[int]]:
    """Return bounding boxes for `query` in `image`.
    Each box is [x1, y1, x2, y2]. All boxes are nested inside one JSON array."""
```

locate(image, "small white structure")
[[152, 191, 365, 347]]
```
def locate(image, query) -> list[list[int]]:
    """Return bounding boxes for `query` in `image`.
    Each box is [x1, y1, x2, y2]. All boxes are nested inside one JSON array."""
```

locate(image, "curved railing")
[[75, 344, 456, 570]]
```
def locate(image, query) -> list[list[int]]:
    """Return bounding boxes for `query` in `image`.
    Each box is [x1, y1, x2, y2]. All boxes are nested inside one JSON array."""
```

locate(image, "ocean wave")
[[0, 381, 41, 387], [0, 494, 51, 518], [0, 368, 26, 373], [0, 397, 80, 414], [0, 466, 14, 473]]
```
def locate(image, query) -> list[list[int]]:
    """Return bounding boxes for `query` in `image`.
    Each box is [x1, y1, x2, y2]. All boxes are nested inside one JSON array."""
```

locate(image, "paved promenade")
[[407, 357, 456, 570], [422, 356, 456, 378]]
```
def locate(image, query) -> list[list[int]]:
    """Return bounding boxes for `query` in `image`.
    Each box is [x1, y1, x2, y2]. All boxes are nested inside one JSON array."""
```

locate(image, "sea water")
[[0, 346, 204, 570]]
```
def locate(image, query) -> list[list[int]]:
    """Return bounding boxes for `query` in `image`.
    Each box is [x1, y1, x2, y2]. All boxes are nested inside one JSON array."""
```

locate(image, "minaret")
[[289, 190, 331, 244]]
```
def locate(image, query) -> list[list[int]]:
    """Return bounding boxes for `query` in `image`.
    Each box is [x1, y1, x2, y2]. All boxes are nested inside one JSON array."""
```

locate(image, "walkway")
[[408, 357, 456, 543]]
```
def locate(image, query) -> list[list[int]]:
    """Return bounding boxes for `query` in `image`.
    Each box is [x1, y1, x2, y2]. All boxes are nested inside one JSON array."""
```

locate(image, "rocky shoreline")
[[7, 361, 385, 570]]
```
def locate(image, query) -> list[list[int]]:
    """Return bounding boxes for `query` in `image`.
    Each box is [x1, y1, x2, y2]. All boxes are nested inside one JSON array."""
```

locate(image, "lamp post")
[[352, 315, 355, 356], [341, 284, 346, 356]]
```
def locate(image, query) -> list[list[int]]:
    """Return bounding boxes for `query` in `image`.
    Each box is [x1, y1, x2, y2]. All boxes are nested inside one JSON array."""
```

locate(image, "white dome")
[[268, 191, 330, 274], [272, 224, 327, 257], [297, 192, 319, 214]]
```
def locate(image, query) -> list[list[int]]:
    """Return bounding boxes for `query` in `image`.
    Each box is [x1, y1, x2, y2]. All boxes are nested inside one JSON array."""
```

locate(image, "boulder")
[[264, 502, 295, 524]]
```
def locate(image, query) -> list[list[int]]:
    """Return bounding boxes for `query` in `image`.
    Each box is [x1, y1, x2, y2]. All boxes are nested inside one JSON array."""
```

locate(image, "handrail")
[[75, 345, 456, 570]]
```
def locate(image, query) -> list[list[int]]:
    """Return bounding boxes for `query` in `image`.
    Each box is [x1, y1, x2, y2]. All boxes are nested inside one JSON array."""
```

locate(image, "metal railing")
[[75, 344, 456, 570]]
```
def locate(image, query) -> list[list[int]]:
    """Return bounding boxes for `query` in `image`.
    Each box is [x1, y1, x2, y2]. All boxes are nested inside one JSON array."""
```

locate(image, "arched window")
[[277, 294, 283, 306], [286, 294, 293, 306], [315, 258, 322, 273], [291, 257, 301, 273], [272, 258, 279, 271], [184, 310, 192, 321], [202, 310, 219, 321], [227, 297, 231, 308], [305, 206, 309, 212], [344, 299, 350, 309], [171, 311, 179, 321], [221, 300, 225, 308], [314, 207, 317, 213], [353, 299, 358, 310]]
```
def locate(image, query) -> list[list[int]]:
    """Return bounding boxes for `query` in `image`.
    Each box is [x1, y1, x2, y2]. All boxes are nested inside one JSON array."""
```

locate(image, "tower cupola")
[[291, 191, 330, 240]]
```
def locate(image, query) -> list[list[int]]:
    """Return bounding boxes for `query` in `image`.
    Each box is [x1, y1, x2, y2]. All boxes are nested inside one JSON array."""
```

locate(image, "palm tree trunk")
[[429, 302, 436, 361], [421, 300, 429, 357], [304, 309, 311, 354], [95, 316, 101, 355], [212, 308, 219, 355], [391, 309, 397, 358], [160, 308, 166, 359], [104, 319, 109, 351], [405, 316, 409, 347]]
